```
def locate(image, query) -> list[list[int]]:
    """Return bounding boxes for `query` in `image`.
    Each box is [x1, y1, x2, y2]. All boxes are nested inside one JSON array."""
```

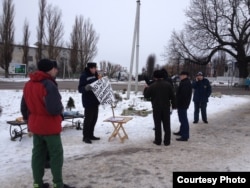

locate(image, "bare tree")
[[69, 17, 79, 75], [69, 15, 99, 73], [99, 60, 106, 73], [36, 0, 46, 62], [99, 60, 120, 78], [0, 0, 15, 78], [210, 51, 227, 77], [77, 16, 84, 72], [45, 4, 64, 59], [22, 19, 30, 77], [166, 0, 250, 78], [77, 16, 99, 72]]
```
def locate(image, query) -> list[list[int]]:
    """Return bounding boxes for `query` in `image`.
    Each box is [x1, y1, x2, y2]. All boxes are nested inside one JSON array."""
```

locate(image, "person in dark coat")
[[144, 68, 174, 105], [144, 68, 173, 87], [192, 71, 212, 124], [117, 71, 121, 81], [161, 68, 174, 87], [173, 71, 192, 141], [78, 62, 101, 144], [21, 59, 74, 188], [143, 70, 176, 146]]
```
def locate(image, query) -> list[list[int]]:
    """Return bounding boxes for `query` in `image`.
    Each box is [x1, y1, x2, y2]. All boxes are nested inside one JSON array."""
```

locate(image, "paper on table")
[[107, 117, 124, 122]]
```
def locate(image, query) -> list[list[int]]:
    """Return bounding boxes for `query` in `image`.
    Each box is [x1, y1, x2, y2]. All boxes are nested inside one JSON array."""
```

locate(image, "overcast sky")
[[9, 0, 190, 72]]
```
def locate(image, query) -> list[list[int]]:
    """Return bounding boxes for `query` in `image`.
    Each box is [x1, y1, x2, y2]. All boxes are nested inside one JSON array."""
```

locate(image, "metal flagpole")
[[127, 0, 141, 99]]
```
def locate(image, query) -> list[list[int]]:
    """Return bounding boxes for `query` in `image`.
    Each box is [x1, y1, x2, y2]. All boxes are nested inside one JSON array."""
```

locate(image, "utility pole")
[[127, 0, 141, 99]]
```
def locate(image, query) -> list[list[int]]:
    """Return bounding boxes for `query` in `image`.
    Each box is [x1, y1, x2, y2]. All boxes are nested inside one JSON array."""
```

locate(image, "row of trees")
[[0, 0, 15, 77], [140, 51, 232, 82], [165, 50, 230, 78], [2, 0, 249, 79], [164, 0, 250, 78], [0, 0, 100, 78], [139, 0, 250, 80]]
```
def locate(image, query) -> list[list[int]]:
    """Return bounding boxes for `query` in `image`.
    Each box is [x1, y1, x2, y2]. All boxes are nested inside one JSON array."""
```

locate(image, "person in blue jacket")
[[245, 77, 250, 90], [192, 71, 212, 124], [78, 62, 101, 144]]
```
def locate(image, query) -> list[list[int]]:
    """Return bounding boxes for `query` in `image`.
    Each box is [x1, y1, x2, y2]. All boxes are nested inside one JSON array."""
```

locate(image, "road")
[[0, 80, 249, 95], [0, 80, 144, 91]]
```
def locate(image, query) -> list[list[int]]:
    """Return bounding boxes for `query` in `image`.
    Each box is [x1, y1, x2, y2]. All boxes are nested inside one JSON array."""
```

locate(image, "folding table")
[[104, 116, 133, 143]]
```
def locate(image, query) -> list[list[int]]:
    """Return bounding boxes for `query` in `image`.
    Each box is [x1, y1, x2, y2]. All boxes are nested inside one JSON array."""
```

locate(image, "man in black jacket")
[[144, 68, 173, 87], [174, 71, 192, 141], [78, 62, 101, 144], [143, 70, 176, 146]]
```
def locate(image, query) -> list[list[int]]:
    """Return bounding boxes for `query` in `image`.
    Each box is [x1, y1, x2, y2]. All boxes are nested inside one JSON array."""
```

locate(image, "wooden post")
[[111, 104, 116, 117]]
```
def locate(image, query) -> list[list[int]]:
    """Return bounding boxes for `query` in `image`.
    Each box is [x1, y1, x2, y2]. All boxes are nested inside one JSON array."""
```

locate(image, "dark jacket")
[[21, 71, 63, 135], [176, 77, 192, 109], [192, 78, 212, 103], [162, 68, 174, 87], [78, 68, 100, 108], [143, 79, 176, 109], [144, 69, 173, 87]]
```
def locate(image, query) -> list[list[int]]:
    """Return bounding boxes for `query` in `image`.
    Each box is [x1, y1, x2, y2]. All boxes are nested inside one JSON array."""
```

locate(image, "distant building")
[[0, 43, 70, 76]]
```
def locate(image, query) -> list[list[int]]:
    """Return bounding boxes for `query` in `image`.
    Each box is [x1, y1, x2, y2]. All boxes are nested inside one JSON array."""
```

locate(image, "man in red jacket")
[[21, 59, 74, 188]]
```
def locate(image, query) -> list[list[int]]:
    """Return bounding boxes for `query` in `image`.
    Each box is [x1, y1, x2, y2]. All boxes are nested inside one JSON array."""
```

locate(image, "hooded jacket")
[[21, 71, 63, 135]]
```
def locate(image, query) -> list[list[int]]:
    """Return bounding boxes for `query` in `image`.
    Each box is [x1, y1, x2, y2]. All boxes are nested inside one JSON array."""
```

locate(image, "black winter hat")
[[38, 59, 55, 72], [87, 62, 97, 68], [51, 60, 58, 69], [180, 71, 189, 76], [161, 68, 169, 77], [153, 70, 164, 79]]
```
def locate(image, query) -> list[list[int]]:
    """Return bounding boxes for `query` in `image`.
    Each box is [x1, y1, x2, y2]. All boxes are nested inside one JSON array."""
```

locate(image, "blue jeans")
[[194, 102, 207, 122], [177, 108, 189, 139]]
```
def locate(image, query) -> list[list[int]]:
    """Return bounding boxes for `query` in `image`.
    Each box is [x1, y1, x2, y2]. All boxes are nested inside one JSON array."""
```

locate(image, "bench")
[[6, 113, 85, 141], [63, 113, 85, 130], [6, 120, 27, 141]]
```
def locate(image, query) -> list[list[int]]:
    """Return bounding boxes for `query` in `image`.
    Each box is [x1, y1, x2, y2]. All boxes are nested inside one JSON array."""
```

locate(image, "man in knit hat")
[[173, 71, 192, 141], [192, 71, 212, 124], [21, 58, 74, 188], [78, 62, 101, 144]]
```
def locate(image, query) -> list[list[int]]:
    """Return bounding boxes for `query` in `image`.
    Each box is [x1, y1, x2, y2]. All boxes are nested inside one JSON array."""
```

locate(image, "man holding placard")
[[78, 62, 101, 144]]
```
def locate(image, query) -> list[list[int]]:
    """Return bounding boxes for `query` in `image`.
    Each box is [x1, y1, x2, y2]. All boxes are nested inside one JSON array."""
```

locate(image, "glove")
[[98, 74, 102, 79], [85, 84, 92, 91]]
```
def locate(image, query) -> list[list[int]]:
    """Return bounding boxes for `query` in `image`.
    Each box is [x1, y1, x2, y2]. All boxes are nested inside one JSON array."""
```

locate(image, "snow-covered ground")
[[0, 78, 250, 187]]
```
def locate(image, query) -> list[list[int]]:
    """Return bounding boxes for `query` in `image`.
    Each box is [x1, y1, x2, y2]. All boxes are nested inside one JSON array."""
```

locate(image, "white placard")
[[90, 76, 115, 105]]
